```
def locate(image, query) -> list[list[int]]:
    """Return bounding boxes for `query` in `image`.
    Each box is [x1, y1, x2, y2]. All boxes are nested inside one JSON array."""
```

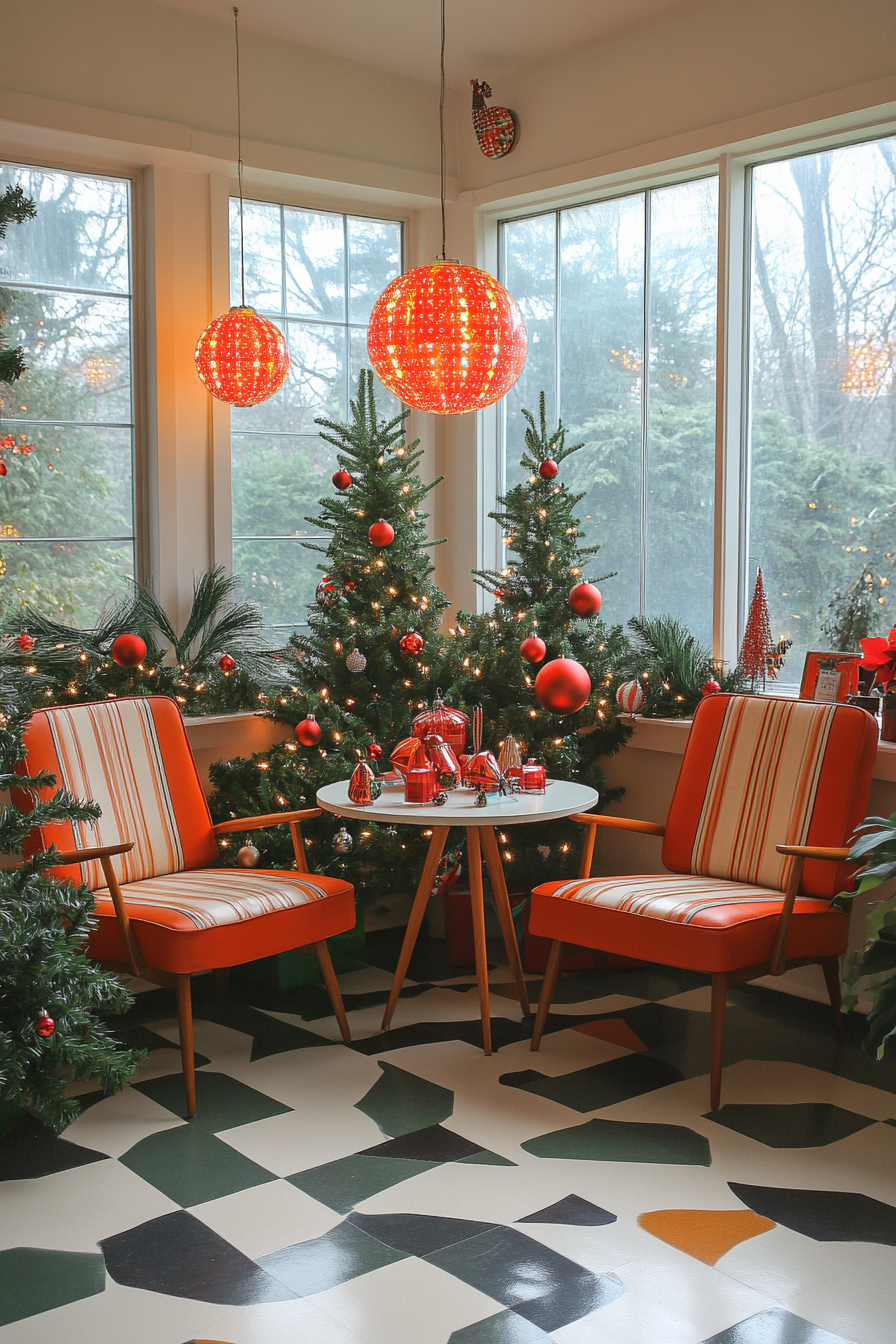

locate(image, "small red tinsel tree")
[[739, 566, 774, 690]]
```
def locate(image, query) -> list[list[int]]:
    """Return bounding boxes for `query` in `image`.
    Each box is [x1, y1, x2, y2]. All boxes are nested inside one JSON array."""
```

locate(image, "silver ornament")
[[237, 843, 260, 867], [333, 826, 353, 854], [346, 649, 367, 673]]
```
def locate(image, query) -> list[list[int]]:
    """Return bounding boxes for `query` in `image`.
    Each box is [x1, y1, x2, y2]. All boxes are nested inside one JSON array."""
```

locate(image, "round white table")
[[316, 778, 599, 1054]]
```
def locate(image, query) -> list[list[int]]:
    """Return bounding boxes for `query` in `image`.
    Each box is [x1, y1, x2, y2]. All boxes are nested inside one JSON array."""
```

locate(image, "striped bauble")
[[615, 679, 646, 714]]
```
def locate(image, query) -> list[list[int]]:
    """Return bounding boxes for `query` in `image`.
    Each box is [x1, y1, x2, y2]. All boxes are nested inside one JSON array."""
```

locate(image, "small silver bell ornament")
[[333, 826, 353, 854], [237, 842, 260, 867]]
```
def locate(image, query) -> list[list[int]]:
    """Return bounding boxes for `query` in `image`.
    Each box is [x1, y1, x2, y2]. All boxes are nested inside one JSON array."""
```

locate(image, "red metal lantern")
[[366, 261, 527, 416], [424, 733, 460, 785], [348, 760, 382, 805], [405, 764, 438, 805], [463, 749, 502, 792], [194, 307, 290, 408], [412, 692, 470, 755], [390, 736, 429, 777]]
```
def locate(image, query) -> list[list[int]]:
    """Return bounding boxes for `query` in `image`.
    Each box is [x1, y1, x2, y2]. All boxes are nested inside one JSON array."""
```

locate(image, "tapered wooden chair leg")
[[821, 957, 844, 1036], [709, 972, 728, 1112], [531, 939, 563, 1051], [175, 973, 196, 1118], [315, 941, 352, 1042]]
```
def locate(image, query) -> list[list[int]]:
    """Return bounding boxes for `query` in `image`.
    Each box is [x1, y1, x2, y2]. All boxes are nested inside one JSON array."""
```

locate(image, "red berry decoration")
[[368, 519, 395, 548], [111, 633, 146, 668], [345, 581, 355, 591], [568, 583, 602, 617], [332, 469, 352, 490], [702, 679, 722, 696], [520, 636, 547, 664], [36, 1012, 55, 1037], [0, 461, 7, 476], [399, 630, 425, 656], [535, 657, 592, 715], [538, 458, 558, 479], [295, 714, 322, 747], [219, 654, 237, 672], [367, 743, 383, 760], [15, 632, 34, 652]]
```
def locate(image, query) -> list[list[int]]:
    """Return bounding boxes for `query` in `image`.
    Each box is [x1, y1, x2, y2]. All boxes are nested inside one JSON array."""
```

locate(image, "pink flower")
[[860, 627, 896, 691]]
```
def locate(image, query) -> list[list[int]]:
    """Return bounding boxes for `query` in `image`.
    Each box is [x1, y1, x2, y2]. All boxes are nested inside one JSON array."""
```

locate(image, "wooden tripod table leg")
[[381, 826, 449, 1030], [480, 825, 529, 1016], [466, 827, 492, 1056]]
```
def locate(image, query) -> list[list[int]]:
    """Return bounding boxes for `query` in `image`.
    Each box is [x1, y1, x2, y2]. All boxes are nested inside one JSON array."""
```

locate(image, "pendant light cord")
[[439, 0, 446, 261], [234, 6, 246, 307]]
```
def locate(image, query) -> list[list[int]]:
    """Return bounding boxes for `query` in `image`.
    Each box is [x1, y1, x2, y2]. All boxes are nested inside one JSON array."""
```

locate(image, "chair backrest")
[[662, 693, 878, 898], [17, 696, 218, 890]]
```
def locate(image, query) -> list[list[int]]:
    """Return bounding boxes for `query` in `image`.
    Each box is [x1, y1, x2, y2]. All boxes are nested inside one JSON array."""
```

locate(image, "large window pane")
[[231, 537, 320, 627], [749, 140, 896, 669], [284, 209, 345, 321], [500, 213, 556, 487], [231, 434, 328, 539], [0, 162, 134, 621]]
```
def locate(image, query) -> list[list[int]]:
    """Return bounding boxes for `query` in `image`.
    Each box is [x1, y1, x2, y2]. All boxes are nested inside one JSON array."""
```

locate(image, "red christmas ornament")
[[219, 654, 237, 673], [332, 469, 352, 490], [111, 633, 146, 668], [15, 632, 34, 652], [368, 519, 395, 548], [390, 736, 429, 777], [36, 1012, 55, 1037], [535, 658, 592, 715], [345, 581, 355, 591], [0, 461, 7, 476], [412, 693, 470, 755], [538, 459, 558, 480], [568, 583, 602, 617], [520, 636, 547, 664], [367, 743, 383, 760], [399, 630, 425, 656], [366, 261, 527, 416], [194, 307, 290, 407], [295, 714, 322, 747], [701, 679, 722, 697]]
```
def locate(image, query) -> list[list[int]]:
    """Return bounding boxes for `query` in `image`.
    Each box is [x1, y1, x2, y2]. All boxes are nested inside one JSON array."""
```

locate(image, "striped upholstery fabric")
[[93, 869, 331, 932], [686, 696, 836, 890], [547, 873, 828, 927], [43, 698, 185, 889]]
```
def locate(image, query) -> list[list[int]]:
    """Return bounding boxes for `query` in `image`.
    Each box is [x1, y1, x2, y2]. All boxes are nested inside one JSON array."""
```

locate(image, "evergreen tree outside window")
[[0, 162, 134, 624], [228, 199, 402, 631]]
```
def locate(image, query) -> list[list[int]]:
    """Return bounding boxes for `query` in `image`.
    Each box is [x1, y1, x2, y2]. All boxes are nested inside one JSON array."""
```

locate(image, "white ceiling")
[[149, 0, 691, 89]]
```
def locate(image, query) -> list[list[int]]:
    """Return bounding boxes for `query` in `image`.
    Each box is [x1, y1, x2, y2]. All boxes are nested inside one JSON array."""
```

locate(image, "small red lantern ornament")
[[368, 520, 395, 548], [424, 733, 461, 786], [367, 261, 527, 416], [538, 459, 558, 480], [702, 679, 722, 697], [463, 749, 502, 793], [520, 636, 547, 664], [348, 760, 382, 805], [111, 633, 146, 668], [332, 469, 352, 490], [391, 736, 430, 777], [535, 658, 592, 715], [15, 632, 34, 652], [405, 764, 439, 805], [412, 692, 470, 755], [219, 654, 237, 673], [568, 583, 602, 617], [36, 1012, 55, 1037], [616, 679, 646, 714], [399, 630, 425, 657], [295, 714, 322, 747], [194, 307, 290, 408]]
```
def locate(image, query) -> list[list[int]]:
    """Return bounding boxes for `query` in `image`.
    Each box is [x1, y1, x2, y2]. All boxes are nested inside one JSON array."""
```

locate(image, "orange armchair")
[[16, 696, 355, 1116], [529, 694, 879, 1109]]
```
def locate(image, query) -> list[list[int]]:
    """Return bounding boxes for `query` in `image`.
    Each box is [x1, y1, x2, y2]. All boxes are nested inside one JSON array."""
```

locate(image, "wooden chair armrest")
[[571, 813, 666, 837], [213, 808, 321, 836], [775, 844, 851, 862], [52, 841, 135, 864]]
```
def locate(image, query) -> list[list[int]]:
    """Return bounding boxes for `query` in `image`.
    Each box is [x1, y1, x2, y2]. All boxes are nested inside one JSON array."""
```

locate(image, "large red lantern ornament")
[[568, 583, 602, 617], [535, 658, 592, 716], [412, 692, 470, 755], [194, 307, 290, 408], [111, 634, 146, 668], [367, 261, 527, 416]]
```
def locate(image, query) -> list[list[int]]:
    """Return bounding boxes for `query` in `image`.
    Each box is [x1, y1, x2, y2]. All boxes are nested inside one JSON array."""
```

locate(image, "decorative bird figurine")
[[470, 80, 517, 159]]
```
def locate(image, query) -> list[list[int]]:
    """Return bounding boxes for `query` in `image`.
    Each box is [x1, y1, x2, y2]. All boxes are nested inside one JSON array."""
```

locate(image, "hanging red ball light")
[[568, 583, 602, 617], [111, 634, 146, 668], [366, 261, 528, 416], [194, 307, 290, 408], [520, 636, 547, 664], [535, 658, 592, 715]]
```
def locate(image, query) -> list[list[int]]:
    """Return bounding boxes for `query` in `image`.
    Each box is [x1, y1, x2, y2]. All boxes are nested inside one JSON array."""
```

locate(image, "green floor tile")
[[355, 1060, 454, 1137], [133, 1069, 292, 1131], [457, 1149, 518, 1166], [503, 1054, 683, 1112], [287, 1153, 439, 1213], [0, 1247, 105, 1326], [120, 1124, 277, 1206], [705, 1103, 876, 1148], [522, 1117, 712, 1166], [448, 1309, 552, 1342], [259, 1218, 408, 1294]]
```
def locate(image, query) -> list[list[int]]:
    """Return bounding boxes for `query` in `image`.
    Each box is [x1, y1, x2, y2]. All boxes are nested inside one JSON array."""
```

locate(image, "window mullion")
[[640, 192, 651, 618]]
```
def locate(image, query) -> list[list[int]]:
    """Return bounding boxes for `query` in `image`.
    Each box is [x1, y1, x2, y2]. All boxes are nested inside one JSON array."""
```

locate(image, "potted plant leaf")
[[841, 811, 896, 1059]]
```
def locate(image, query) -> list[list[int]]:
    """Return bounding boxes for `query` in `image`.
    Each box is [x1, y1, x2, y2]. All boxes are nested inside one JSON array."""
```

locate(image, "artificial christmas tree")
[[622, 615, 745, 718], [739, 566, 791, 690], [208, 371, 450, 910]]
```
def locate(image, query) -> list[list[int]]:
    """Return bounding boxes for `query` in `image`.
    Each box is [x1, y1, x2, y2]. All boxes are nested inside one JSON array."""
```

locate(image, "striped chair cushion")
[[547, 873, 831, 928], [95, 868, 334, 933]]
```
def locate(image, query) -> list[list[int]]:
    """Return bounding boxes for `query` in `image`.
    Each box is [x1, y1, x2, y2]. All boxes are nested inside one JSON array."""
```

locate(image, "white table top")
[[316, 778, 599, 827]]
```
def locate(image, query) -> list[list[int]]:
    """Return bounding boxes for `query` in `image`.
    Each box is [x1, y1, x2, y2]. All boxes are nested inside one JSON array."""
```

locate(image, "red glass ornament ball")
[[332, 469, 352, 490], [36, 1013, 55, 1037], [368, 520, 395, 548], [194, 307, 290, 408], [15, 632, 34, 652], [111, 633, 146, 668], [568, 583, 602, 617], [535, 658, 592, 715], [295, 715, 322, 747], [538, 459, 558, 480], [702, 679, 722, 696], [0, 462, 7, 476], [366, 261, 528, 416], [345, 581, 355, 591], [520, 636, 547, 664], [399, 630, 425, 656], [219, 654, 237, 673], [367, 743, 383, 760]]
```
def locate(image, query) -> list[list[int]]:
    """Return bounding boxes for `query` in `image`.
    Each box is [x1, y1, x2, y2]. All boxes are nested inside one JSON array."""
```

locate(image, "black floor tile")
[[100, 1210, 296, 1304], [729, 1182, 896, 1245], [701, 1306, 857, 1343], [348, 1018, 532, 1055], [706, 1103, 876, 1149], [258, 1219, 407, 1295], [0, 1112, 109, 1181], [348, 1211, 498, 1256], [360, 1123, 485, 1162], [516, 1194, 617, 1226], [500, 1053, 683, 1111]]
